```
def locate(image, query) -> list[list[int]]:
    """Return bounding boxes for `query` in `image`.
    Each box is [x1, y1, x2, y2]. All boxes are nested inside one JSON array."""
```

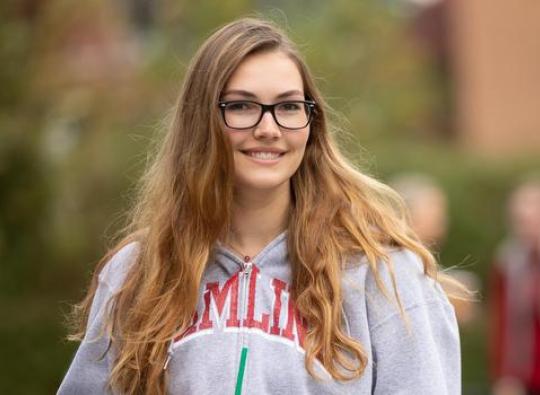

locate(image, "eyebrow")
[[221, 89, 305, 100]]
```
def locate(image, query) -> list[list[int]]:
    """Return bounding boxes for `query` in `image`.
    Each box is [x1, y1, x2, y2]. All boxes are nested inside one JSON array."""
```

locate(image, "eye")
[[226, 102, 256, 112], [278, 102, 302, 112]]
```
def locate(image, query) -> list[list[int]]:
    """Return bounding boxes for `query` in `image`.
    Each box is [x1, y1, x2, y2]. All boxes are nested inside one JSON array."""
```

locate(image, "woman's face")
[[221, 50, 310, 194]]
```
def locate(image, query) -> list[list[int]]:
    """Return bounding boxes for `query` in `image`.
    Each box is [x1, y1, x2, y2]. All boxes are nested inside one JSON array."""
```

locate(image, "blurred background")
[[2, 0, 540, 393]]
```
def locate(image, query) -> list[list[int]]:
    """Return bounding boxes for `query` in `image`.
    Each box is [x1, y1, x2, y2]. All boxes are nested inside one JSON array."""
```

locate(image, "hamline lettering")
[[173, 265, 307, 350]]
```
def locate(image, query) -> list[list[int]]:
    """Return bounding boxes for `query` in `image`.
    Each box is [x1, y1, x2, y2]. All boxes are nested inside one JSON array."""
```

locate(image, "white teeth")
[[246, 151, 282, 160]]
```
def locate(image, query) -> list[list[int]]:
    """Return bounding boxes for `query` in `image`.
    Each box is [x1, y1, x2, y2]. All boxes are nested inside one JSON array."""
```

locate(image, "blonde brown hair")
[[69, 17, 462, 394]]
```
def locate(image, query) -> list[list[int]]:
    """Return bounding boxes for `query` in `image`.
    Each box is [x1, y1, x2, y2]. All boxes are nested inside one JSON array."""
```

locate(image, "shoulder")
[[344, 247, 452, 327], [97, 241, 141, 293], [369, 248, 444, 303]]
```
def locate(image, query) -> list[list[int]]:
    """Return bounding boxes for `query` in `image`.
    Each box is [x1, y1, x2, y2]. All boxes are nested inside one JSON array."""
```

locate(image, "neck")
[[225, 184, 291, 257]]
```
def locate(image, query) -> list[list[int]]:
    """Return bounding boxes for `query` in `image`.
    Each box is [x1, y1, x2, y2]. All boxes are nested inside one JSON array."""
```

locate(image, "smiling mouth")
[[240, 151, 286, 160]]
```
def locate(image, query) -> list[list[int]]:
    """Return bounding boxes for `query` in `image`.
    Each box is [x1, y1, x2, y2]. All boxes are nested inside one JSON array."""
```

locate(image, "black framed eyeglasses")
[[218, 100, 316, 130]]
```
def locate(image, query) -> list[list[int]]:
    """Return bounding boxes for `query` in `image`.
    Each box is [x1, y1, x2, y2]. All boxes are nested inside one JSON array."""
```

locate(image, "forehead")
[[510, 186, 540, 213], [224, 50, 304, 97], [512, 186, 540, 204]]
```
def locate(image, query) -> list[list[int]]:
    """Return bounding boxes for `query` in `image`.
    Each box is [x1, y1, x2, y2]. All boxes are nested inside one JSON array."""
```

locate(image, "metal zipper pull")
[[243, 255, 252, 275]]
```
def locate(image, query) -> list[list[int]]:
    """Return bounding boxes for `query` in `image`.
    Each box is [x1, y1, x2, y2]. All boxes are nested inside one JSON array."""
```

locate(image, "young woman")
[[59, 17, 462, 394]]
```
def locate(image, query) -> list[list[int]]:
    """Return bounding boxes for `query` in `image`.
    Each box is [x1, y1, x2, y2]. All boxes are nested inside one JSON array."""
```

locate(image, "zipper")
[[234, 255, 252, 395], [162, 250, 257, 382]]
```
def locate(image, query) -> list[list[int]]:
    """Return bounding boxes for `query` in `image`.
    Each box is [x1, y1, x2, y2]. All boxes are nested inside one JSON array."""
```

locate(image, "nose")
[[253, 111, 281, 139]]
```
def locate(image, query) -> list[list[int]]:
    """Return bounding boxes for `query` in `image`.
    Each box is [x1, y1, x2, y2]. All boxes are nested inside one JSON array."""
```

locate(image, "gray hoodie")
[[58, 231, 461, 394]]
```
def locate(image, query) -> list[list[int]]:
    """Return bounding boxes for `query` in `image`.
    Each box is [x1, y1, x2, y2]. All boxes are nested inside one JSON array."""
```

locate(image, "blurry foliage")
[[1, 0, 538, 393], [290, 0, 444, 144]]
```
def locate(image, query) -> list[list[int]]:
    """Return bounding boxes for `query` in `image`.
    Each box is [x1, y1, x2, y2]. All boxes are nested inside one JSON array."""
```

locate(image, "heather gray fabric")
[[58, 231, 461, 394]]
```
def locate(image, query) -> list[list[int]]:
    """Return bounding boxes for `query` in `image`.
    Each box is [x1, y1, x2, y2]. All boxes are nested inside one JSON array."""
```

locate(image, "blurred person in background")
[[390, 174, 448, 248], [391, 174, 479, 327], [490, 178, 540, 395], [58, 18, 464, 394]]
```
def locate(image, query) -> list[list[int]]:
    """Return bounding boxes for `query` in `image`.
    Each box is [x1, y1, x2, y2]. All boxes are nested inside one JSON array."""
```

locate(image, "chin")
[[236, 177, 290, 192]]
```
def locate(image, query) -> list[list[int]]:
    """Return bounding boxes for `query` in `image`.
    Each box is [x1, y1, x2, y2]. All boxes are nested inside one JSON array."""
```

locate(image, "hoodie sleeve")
[[366, 249, 461, 395], [57, 242, 139, 395]]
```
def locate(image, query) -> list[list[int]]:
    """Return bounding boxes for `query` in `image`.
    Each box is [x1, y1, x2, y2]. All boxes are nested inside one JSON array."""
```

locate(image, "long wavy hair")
[[69, 17, 464, 394]]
